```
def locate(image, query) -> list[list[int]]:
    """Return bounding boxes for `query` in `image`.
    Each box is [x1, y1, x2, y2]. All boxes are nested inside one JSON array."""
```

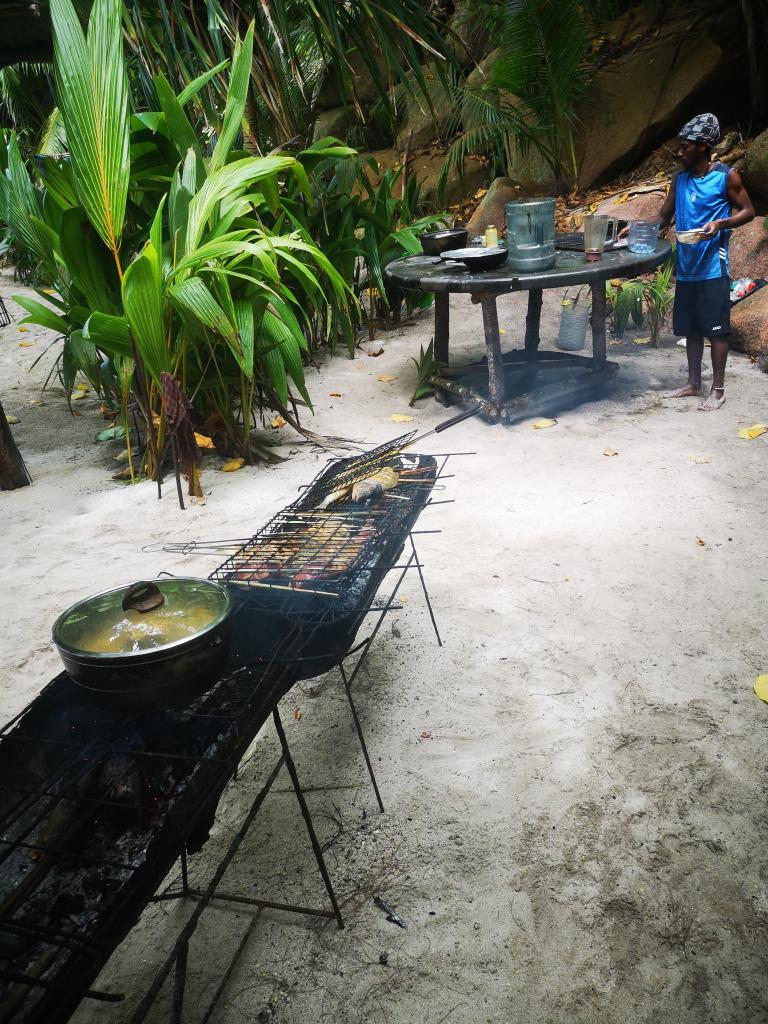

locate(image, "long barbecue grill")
[[0, 440, 454, 1023]]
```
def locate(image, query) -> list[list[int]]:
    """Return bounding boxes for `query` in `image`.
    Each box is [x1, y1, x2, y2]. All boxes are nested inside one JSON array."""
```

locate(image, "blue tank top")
[[674, 162, 731, 281]]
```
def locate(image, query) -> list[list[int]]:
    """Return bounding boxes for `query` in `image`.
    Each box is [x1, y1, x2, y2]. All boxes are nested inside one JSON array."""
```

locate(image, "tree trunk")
[[0, 398, 31, 490], [739, 0, 768, 117]]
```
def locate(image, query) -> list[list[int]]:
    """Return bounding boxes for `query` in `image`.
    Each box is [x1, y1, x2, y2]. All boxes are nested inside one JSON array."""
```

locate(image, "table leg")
[[591, 281, 607, 368], [480, 296, 506, 407], [524, 288, 543, 355], [434, 292, 449, 366]]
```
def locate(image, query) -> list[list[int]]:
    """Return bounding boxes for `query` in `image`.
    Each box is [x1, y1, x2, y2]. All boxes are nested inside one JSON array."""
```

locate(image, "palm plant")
[[6, 0, 355, 487], [440, 0, 589, 195], [642, 261, 674, 347], [124, 0, 452, 151]]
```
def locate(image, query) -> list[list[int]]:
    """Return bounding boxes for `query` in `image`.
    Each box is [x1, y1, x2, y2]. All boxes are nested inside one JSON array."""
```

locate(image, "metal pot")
[[52, 578, 232, 712], [419, 228, 468, 255]]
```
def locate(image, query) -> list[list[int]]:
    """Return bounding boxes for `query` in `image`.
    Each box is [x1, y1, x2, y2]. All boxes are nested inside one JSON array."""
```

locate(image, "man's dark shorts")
[[672, 277, 730, 338]]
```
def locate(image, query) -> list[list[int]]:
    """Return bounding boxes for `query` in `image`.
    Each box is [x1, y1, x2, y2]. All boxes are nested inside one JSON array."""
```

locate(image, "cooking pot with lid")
[[52, 577, 233, 712]]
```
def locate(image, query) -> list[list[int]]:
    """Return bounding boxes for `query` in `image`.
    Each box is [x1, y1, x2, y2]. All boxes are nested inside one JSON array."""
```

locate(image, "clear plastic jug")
[[627, 221, 659, 255]]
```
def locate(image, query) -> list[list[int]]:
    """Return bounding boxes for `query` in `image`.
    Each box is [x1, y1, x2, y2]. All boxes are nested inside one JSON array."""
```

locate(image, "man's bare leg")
[[665, 334, 704, 398], [698, 337, 728, 410]]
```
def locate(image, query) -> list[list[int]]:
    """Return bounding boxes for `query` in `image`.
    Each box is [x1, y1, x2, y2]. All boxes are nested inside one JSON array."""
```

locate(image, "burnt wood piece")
[[524, 288, 543, 355]]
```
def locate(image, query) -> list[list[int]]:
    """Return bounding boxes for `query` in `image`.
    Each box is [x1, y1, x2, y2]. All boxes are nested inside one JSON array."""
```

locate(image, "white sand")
[[2, 270, 768, 1023]]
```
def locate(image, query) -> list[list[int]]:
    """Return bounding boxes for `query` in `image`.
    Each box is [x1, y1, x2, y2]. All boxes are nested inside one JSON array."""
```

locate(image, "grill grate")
[[0, 645, 299, 1022], [209, 450, 436, 611]]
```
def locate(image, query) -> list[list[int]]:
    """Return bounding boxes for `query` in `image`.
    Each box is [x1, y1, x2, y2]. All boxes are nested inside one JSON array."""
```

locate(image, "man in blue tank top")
[[643, 113, 754, 410]]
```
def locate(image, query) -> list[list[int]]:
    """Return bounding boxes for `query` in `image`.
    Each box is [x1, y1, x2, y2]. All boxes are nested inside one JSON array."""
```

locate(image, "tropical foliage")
[[3, 0, 357, 485], [440, 0, 590, 193]]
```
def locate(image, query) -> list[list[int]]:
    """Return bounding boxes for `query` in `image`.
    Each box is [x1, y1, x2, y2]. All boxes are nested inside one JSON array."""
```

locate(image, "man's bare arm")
[[702, 168, 755, 235]]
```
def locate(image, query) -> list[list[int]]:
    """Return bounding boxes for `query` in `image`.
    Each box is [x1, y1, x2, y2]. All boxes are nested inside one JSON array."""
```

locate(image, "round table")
[[385, 243, 672, 421]]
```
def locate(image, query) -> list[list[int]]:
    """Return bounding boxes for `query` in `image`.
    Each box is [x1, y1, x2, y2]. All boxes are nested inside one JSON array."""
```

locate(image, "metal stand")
[[136, 710, 344, 1024], [430, 288, 617, 423], [131, 464, 455, 1023]]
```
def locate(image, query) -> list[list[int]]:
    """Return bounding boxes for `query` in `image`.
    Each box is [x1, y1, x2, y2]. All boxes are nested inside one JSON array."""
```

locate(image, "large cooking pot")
[[52, 577, 232, 712]]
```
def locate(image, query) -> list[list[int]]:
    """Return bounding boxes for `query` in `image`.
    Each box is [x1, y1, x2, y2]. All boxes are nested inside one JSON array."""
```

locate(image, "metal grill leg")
[[272, 709, 345, 929], [170, 938, 188, 1024], [339, 665, 384, 813], [409, 533, 442, 646]]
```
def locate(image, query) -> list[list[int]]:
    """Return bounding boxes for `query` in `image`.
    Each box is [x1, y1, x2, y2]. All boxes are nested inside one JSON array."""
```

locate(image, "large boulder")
[[729, 217, 768, 281], [312, 107, 350, 144], [395, 69, 456, 151], [465, 46, 501, 91], [355, 148, 490, 209], [729, 284, 768, 358], [743, 127, 768, 199], [443, 2, 492, 68], [576, 18, 744, 190], [315, 47, 391, 111], [594, 187, 668, 223], [465, 177, 522, 237]]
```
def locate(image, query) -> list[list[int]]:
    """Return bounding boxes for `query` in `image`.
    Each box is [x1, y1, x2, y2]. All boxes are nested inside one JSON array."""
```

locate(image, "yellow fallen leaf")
[[152, 412, 161, 427], [222, 457, 245, 472], [532, 418, 557, 429], [28, 399, 43, 405], [18, 341, 33, 348], [271, 414, 286, 429], [399, 595, 409, 604], [74, 382, 89, 392], [377, 374, 398, 383], [194, 432, 216, 449], [754, 674, 768, 704], [690, 454, 711, 464], [18, 326, 28, 333], [695, 537, 705, 546], [499, 329, 506, 335], [71, 391, 87, 401], [634, 336, 652, 345], [737, 424, 767, 440], [390, 413, 414, 422], [329, 392, 343, 398], [608, 339, 623, 346], [603, 447, 619, 457], [6, 415, 19, 425]]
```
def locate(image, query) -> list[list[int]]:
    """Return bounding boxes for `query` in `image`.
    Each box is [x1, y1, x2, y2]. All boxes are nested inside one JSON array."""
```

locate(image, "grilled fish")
[[351, 466, 399, 502]]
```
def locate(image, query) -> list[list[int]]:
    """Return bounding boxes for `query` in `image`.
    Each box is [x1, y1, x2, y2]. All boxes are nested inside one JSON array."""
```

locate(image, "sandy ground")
[[2, 269, 768, 1024]]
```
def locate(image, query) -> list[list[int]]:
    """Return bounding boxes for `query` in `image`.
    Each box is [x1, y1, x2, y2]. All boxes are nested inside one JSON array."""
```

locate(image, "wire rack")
[[0, 629, 300, 1023], [209, 448, 437, 612]]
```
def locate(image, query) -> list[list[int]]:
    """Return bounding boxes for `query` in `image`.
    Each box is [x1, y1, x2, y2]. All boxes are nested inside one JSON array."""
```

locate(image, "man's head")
[[677, 113, 720, 169]]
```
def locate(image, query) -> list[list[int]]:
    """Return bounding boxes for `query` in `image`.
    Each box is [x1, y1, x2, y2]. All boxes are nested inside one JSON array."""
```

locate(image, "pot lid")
[[52, 577, 231, 659]]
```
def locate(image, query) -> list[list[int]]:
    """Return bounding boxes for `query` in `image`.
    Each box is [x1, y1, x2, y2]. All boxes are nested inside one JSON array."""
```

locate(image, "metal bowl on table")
[[419, 228, 468, 255], [441, 246, 508, 271], [52, 577, 233, 712]]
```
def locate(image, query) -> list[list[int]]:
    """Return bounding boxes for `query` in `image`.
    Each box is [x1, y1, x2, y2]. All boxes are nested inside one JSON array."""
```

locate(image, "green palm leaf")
[[50, 0, 130, 269], [209, 23, 254, 173], [121, 241, 168, 382]]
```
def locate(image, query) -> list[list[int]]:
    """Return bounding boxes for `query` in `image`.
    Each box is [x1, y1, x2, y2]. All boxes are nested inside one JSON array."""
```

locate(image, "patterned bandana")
[[678, 113, 720, 145]]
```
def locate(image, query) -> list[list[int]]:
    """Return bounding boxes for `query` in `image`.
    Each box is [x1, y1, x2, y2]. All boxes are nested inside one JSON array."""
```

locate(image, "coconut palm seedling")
[[4, 0, 354, 490], [642, 261, 675, 347]]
